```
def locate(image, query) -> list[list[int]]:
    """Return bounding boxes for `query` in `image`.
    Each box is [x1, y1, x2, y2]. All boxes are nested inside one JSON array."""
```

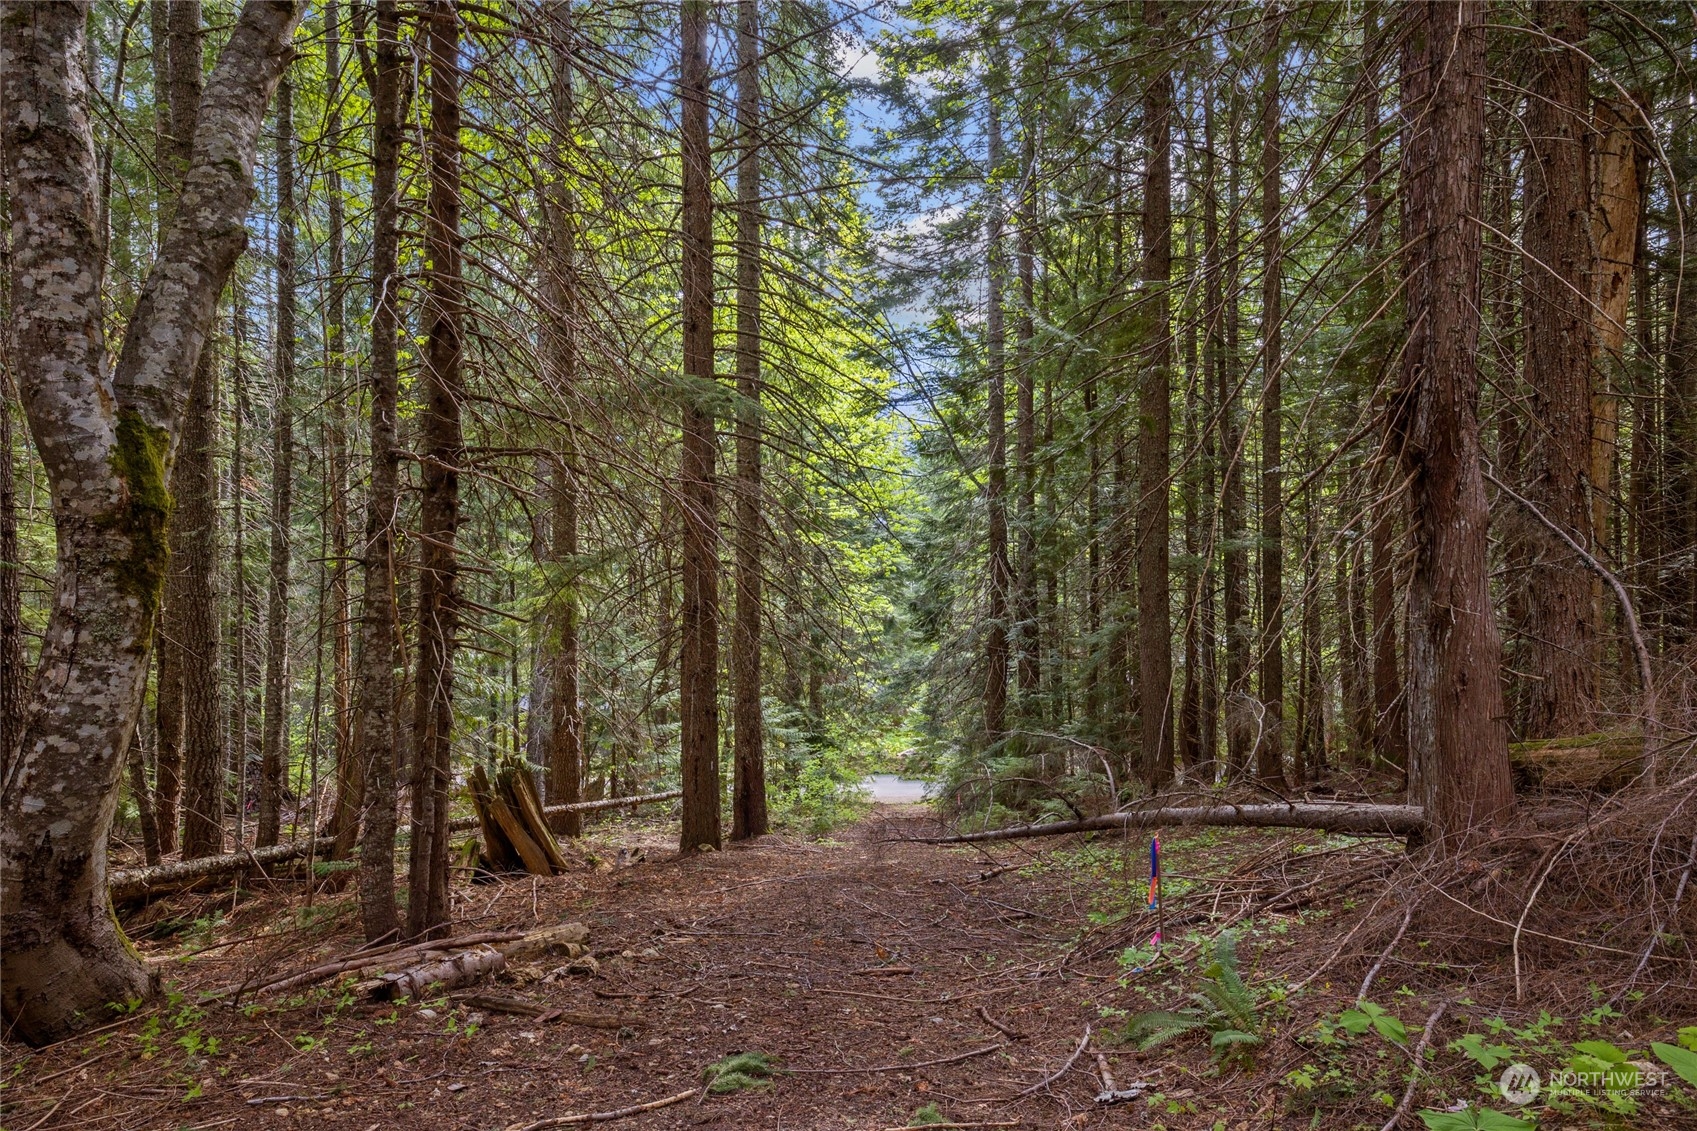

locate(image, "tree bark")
[[1138, 2, 1174, 788], [1520, 0, 1595, 738], [408, 0, 463, 940], [1257, 14, 1285, 786], [730, 0, 768, 840], [541, 3, 581, 838], [149, 0, 204, 854], [983, 92, 1010, 745], [1361, 10, 1404, 773], [1394, 0, 1514, 840], [676, 0, 721, 853], [351, 0, 404, 941], [1014, 98, 1039, 712], [1588, 97, 1642, 650], [323, 0, 358, 852], [1198, 78, 1223, 781], [1222, 89, 1251, 777], [0, 0, 302, 1045], [258, 74, 297, 849]]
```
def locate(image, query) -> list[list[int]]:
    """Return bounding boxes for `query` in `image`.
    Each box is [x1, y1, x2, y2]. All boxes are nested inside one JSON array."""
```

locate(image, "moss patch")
[[108, 409, 174, 636]]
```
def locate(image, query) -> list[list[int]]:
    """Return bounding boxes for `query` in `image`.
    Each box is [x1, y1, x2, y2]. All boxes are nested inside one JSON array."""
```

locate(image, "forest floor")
[[5, 803, 1692, 1130]]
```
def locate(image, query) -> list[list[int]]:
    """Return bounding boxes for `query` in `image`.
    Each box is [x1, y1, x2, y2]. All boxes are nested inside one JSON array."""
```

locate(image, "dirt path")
[[9, 806, 1200, 1130]]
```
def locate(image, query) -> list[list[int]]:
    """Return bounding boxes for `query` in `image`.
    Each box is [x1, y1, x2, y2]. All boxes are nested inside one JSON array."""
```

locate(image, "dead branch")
[[976, 1004, 1027, 1041], [1011, 1024, 1092, 1097], [501, 1088, 697, 1129], [786, 1044, 1004, 1075], [1378, 1001, 1449, 1131], [457, 994, 637, 1029], [1484, 468, 1662, 785]]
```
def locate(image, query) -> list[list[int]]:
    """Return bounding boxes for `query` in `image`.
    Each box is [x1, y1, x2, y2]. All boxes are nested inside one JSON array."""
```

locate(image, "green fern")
[[1122, 931, 1263, 1064], [1125, 1009, 1207, 1050]]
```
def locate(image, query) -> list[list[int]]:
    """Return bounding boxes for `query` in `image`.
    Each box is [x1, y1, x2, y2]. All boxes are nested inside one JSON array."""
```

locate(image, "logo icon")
[[1499, 1062, 1541, 1105]]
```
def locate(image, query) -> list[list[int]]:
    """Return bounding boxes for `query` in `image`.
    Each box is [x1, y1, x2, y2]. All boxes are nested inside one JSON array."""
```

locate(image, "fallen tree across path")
[[913, 802, 1425, 845]]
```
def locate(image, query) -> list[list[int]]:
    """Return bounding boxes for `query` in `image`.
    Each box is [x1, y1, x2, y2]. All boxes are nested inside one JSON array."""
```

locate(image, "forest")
[[2, 0, 1695, 1128]]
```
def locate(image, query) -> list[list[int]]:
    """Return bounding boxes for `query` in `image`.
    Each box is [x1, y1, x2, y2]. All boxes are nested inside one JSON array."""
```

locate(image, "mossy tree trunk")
[[0, 0, 302, 1045]]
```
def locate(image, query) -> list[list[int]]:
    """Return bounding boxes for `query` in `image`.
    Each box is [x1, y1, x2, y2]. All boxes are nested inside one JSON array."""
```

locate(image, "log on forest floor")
[[1511, 731, 1643, 791], [107, 789, 681, 901], [914, 801, 1425, 845], [109, 836, 338, 902]]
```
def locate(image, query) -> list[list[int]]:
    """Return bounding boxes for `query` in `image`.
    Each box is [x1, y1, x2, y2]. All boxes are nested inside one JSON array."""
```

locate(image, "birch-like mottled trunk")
[[0, 0, 302, 1045]]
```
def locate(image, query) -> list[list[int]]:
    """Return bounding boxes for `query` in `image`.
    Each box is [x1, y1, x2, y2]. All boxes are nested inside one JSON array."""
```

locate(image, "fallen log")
[[109, 836, 337, 902], [250, 929, 529, 997], [915, 802, 1425, 845], [109, 789, 683, 899], [364, 944, 507, 1001]]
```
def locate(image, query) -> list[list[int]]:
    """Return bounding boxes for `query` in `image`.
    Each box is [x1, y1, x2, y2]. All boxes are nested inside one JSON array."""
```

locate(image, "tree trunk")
[[1520, 0, 1595, 738], [149, 0, 203, 856], [540, 4, 582, 838], [1395, 0, 1514, 839], [1138, 3, 1173, 788], [730, 0, 768, 841], [1360, 16, 1405, 772], [1222, 90, 1251, 777], [323, 0, 359, 851], [258, 74, 297, 849], [1256, 15, 1285, 786], [1199, 79, 1224, 781], [177, 335, 225, 858], [352, 0, 404, 941], [983, 93, 1010, 745], [0, 0, 301, 1045], [676, 0, 721, 854], [1297, 482, 1325, 780], [1589, 97, 1642, 654], [408, 0, 463, 940], [1014, 104, 1039, 712]]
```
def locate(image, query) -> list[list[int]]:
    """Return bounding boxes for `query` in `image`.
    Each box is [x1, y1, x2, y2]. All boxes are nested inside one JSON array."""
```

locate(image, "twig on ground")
[[1010, 1025, 1091, 1098], [880, 1123, 1019, 1130], [1378, 1000, 1449, 1131], [1613, 823, 1697, 1005], [1359, 902, 1416, 1002], [501, 1088, 697, 1129], [976, 1004, 1027, 1041]]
